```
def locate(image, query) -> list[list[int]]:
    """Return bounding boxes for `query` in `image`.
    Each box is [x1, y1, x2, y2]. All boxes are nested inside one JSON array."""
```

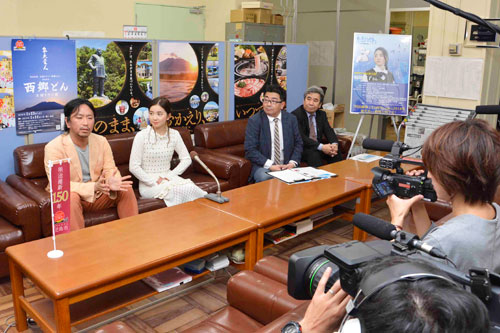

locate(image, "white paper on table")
[[292, 167, 336, 178], [350, 154, 383, 163]]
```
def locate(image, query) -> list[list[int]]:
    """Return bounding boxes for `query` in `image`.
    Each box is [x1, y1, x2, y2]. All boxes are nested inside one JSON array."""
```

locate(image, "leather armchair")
[[184, 256, 307, 333], [194, 119, 252, 187], [7, 128, 241, 237], [0, 180, 41, 277]]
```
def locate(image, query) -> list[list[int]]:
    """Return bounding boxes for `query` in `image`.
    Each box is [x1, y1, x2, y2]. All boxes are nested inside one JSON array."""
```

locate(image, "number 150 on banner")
[[50, 161, 71, 235]]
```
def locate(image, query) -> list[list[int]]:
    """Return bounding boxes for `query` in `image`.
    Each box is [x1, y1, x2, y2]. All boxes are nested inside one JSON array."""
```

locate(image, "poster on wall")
[[76, 40, 153, 135], [12, 39, 77, 135], [0, 50, 14, 129], [350, 33, 411, 116], [234, 44, 286, 119], [158, 42, 220, 130]]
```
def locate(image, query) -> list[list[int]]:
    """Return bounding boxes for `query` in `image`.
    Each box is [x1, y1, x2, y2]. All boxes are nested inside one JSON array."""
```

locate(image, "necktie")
[[273, 118, 281, 164], [309, 114, 317, 141]]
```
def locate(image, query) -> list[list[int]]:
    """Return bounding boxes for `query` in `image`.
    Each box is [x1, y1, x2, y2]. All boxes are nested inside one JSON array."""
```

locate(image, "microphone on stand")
[[189, 151, 229, 204], [353, 213, 447, 259], [362, 138, 396, 152]]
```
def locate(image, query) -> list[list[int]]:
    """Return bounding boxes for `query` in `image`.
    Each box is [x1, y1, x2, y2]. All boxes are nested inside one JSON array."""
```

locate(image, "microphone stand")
[[190, 152, 229, 204], [423, 0, 500, 34]]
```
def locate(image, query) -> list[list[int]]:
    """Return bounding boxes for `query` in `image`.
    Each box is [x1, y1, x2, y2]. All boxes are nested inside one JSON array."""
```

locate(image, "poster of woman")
[[350, 33, 411, 116]]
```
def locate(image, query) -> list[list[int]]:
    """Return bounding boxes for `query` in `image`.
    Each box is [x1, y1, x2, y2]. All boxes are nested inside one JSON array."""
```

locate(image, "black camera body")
[[370, 143, 437, 201], [287, 240, 500, 329], [371, 166, 437, 201]]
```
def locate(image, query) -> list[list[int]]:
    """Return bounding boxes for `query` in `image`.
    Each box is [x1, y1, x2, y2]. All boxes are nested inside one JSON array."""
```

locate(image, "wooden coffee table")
[[7, 201, 257, 333], [198, 177, 368, 260]]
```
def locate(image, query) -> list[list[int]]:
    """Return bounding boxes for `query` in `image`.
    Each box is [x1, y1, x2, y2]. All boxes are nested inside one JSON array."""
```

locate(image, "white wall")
[[424, 0, 500, 126]]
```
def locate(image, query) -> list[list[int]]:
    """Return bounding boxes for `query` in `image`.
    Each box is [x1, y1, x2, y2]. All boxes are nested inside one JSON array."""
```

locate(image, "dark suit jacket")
[[244, 110, 303, 179], [291, 105, 338, 152]]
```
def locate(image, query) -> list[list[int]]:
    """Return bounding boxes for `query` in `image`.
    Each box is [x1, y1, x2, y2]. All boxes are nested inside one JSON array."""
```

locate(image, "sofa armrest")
[[254, 302, 309, 333], [227, 271, 305, 325], [337, 135, 352, 159], [194, 152, 239, 188], [195, 147, 251, 187], [424, 199, 452, 223], [0, 181, 41, 242], [7, 174, 52, 237]]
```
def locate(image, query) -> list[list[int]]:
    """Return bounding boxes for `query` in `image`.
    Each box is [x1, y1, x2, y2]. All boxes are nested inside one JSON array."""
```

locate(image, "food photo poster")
[[233, 44, 286, 119], [350, 33, 411, 116]]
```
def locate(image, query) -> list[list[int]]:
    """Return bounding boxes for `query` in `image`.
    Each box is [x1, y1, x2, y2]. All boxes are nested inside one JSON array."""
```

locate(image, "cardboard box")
[[245, 8, 272, 24], [271, 14, 284, 25], [230, 9, 256, 23], [324, 109, 335, 128], [242, 1, 274, 9]]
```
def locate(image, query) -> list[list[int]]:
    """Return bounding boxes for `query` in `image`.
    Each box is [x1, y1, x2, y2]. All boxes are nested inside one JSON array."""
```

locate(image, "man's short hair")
[[262, 84, 285, 102], [303, 85, 325, 102], [356, 256, 490, 332], [64, 98, 96, 132], [422, 119, 500, 204]]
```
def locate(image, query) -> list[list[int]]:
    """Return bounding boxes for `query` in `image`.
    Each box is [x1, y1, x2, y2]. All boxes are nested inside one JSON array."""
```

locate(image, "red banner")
[[50, 161, 71, 235]]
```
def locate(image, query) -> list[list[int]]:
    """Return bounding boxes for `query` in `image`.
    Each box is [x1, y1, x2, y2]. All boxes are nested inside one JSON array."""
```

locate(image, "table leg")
[[353, 188, 371, 241], [244, 231, 257, 270], [9, 259, 27, 332], [54, 298, 71, 333], [256, 229, 265, 262]]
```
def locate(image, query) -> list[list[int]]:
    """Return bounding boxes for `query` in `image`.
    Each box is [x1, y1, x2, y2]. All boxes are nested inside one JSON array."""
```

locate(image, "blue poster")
[[350, 33, 411, 116], [12, 39, 77, 135]]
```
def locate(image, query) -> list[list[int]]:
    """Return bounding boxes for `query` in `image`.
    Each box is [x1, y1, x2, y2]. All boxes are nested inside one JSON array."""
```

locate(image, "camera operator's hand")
[[387, 194, 424, 230], [299, 267, 351, 333], [406, 169, 425, 177]]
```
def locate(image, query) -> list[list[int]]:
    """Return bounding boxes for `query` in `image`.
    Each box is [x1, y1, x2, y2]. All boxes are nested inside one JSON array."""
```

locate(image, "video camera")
[[287, 213, 500, 330], [362, 139, 437, 201]]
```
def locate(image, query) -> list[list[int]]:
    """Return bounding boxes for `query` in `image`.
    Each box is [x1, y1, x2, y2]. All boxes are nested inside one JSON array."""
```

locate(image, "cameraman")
[[387, 119, 500, 273], [295, 256, 489, 333]]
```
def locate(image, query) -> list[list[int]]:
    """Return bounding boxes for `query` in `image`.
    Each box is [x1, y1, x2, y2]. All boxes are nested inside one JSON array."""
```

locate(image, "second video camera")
[[363, 139, 437, 201]]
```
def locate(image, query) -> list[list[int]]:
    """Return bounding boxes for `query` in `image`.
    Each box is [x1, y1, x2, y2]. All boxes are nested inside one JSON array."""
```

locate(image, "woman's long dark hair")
[[149, 96, 172, 142], [374, 47, 389, 70]]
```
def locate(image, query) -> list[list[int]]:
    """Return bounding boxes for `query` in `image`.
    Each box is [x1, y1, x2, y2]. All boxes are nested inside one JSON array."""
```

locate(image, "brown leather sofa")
[[194, 119, 353, 184], [0, 181, 41, 277], [184, 256, 308, 333], [6, 128, 240, 238]]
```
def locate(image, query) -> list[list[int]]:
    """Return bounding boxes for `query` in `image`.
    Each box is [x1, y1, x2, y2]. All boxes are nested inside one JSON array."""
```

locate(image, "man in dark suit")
[[244, 84, 303, 183], [292, 86, 342, 167]]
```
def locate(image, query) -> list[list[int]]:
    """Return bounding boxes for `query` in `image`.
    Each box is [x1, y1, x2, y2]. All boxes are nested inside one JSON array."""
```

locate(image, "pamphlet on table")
[[267, 167, 337, 184]]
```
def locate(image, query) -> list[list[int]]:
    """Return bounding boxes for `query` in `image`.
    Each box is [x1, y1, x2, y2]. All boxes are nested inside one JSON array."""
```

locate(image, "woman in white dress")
[[129, 96, 207, 206]]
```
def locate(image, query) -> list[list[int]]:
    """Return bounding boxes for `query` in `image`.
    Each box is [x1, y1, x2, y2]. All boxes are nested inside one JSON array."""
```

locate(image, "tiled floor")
[[0, 200, 392, 333]]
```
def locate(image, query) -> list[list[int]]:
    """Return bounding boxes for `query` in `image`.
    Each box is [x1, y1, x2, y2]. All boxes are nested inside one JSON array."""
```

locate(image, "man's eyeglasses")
[[262, 98, 282, 105]]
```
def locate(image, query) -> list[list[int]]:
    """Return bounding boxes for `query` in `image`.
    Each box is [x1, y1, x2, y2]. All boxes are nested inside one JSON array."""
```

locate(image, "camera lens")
[[305, 257, 339, 297]]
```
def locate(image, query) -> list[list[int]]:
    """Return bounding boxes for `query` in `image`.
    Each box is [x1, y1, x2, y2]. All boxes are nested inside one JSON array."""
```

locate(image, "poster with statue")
[[158, 41, 221, 131], [350, 33, 411, 116], [76, 40, 153, 135]]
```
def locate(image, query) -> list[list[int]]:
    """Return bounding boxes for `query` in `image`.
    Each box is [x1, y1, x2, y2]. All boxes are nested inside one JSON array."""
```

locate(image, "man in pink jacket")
[[44, 98, 138, 231]]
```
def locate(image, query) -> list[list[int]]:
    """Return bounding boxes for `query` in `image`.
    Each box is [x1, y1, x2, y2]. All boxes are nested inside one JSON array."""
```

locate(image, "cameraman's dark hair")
[[262, 84, 285, 102], [63, 98, 96, 132], [356, 256, 490, 333], [422, 119, 500, 204]]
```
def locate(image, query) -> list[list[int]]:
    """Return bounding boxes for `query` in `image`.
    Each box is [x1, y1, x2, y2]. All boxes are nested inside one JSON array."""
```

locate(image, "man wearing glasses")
[[244, 84, 303, 183], [292, 86, 342, 167]]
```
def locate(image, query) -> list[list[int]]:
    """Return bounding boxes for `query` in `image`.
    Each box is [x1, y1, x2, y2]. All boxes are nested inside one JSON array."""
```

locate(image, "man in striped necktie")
[[291, 86, 342, 167], [244, 84, 303, 183]]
